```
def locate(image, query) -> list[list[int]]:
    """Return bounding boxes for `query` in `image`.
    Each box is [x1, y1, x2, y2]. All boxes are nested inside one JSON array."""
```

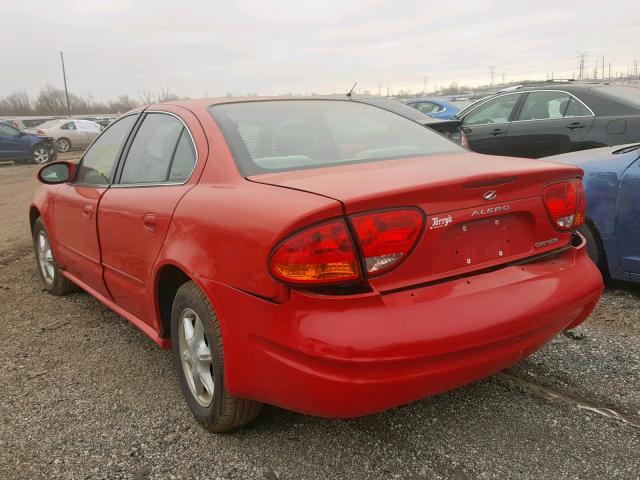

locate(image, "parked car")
[[455, 83, 640, 158], [1, 116, 58, 130], [548, 143, 640, 283], [352, 95, 464, 144], [26, 119, 102, 152], [405, 97, 462, 120], [0, 122, 57, 164], [31, 97, 602, 432]]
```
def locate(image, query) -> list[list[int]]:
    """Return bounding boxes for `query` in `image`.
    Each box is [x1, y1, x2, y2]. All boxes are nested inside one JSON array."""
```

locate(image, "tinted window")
[[61, 122, 76, 130], [564, 97, 592, 117], [210, 100, 462, 175], [518, 91, 572, 120], [168, 130, 196, 182], [414, 102, 443, 114], [23, 119, 47, 128], [463, 94, 521, 126], [120, 113, 185, 184], [76, 114, 137, 185], [0, 124, 20, 138]]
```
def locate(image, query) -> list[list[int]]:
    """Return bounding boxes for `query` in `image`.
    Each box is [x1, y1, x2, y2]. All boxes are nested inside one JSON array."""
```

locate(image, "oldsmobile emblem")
[[483, 190, 497, 201]]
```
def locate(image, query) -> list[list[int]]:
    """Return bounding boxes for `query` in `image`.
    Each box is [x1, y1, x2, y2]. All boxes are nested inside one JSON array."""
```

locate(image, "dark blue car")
[[550, 144, 640, 283], [0, 122, 57, 164]]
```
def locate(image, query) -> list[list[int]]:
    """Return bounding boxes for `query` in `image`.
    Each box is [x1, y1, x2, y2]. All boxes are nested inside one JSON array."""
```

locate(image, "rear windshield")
[[209, 100, 463, 175], [596, 86, 640, 106], [38, 120, 61, 129]]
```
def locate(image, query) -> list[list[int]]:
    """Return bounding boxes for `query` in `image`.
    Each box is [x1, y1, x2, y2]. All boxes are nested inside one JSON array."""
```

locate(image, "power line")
[[489, 66, 495, 86], [577, 51, 587, 80]]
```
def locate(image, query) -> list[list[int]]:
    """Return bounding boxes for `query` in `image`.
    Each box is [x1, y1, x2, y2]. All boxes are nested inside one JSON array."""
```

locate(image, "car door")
[[53, 114, 138, 298], [97, 109, 199, 325], [507, 90, 595, 158], [79, 120, 101, 145], [616, 157, 640, 274], [59, 121, 85, 148], [459, 93, 522, 155], [0, 123, 28, 160]]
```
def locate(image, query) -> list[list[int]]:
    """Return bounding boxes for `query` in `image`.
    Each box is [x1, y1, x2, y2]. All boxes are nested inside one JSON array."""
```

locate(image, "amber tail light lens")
[[543, 180, 586, 230], [350, 209, 424, 275], [270, 220, 360, 284]]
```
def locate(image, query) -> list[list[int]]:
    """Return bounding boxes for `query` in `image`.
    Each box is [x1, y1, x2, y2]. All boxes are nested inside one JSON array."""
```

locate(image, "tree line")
[[0, 85, 183, 116]]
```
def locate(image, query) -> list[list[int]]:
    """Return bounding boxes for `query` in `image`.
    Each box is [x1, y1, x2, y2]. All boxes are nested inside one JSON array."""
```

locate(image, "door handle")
[[567, 122, 585, 130], [490, 128, 506, 136], [143, 213, 157, 233], [82, 205, 93, 218]]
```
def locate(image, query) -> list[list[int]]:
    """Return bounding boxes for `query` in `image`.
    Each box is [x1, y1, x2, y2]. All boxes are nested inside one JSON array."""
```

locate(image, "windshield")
[[209, 100, 463, 175]]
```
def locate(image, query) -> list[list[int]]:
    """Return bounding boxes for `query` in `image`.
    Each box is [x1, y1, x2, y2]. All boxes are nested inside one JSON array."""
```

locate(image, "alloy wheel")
[[178, 308, 215, 407], [36, 231, 55, 285], [33, 147, 49, 164], [56, 138, 70, 152]]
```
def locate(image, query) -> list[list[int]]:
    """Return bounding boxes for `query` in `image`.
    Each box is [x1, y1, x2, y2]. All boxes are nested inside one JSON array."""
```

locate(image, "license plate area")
[[431, 213, 533, 274]]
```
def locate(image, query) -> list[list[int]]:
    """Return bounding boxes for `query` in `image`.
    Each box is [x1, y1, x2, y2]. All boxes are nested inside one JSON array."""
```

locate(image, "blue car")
[[405, 98, 462, 120], [550, 144, 640, 283], [0, 122, 57, 164]]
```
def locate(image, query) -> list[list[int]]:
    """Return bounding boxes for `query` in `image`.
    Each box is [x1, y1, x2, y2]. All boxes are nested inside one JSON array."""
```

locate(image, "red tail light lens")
[[350, 209, 423, 275], [270, 220, 360, 284], [36, 129, 45, 135], [543, 180, 586, 230]]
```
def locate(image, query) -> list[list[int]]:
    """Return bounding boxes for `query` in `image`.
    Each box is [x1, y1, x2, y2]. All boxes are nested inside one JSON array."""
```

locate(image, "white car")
[[27, 119, 102, 152]]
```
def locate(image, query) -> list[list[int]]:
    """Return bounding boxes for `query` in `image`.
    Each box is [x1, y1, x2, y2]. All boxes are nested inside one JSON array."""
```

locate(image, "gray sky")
[[2, 0, 639, 100]]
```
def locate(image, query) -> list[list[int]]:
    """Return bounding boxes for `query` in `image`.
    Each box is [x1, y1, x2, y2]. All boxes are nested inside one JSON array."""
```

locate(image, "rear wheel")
[[579, 223, 605, 272], [171, 281, 262, 432], [32, 145, 50, 164], [33, 217, 76, 295], [56, 137, 70, 152]]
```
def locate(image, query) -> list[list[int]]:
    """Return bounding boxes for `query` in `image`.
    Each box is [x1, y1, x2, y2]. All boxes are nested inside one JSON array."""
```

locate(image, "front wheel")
[[56, 137, 70, 152], [32, 145, 51, 164], [171, 281, 262, 432], [33, 217, 76, 295]]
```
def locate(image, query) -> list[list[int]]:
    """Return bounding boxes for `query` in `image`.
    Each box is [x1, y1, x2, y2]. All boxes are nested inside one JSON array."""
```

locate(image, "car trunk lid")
[[249, 153, 583, 291]]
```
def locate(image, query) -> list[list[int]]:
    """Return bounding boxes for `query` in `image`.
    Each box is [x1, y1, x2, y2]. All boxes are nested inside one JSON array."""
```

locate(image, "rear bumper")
[[199, 238, 603, 418]]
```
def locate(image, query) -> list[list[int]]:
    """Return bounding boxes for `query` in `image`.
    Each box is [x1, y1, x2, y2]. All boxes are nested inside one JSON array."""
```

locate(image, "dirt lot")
[[1, 158, 639, 480]]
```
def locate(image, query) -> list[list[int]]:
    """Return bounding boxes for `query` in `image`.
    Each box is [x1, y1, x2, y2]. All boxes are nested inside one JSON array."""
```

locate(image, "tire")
[[171, 281, 262, 432], [32, 144, 51, 164], [33, 217, 77, 295], [578, 223, 606, 273], [56, 137, 71, 152]]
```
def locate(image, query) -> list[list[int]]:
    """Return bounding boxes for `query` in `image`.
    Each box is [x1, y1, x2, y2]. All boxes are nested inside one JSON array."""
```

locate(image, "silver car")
[[27, 119, 102, 152]]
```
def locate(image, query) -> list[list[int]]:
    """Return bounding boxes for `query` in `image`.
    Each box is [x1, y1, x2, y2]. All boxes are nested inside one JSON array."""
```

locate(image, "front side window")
[[462, 94, 521, 126], [210, 100, 463, 175], [119, 113, 193, 184], [76, 114, 137, 185]]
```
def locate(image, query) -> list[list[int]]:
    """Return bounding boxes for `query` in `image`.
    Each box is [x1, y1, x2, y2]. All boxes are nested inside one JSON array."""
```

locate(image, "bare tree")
[[0, 90, 32, 115], [35, 85, 68, 115]]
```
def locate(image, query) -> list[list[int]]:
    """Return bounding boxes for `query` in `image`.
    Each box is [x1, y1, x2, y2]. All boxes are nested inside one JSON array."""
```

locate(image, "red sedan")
[[31, 97, 603, 432]]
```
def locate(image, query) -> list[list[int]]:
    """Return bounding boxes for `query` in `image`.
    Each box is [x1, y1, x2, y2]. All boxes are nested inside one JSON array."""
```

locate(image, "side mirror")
[[37, 161, 76, 185]]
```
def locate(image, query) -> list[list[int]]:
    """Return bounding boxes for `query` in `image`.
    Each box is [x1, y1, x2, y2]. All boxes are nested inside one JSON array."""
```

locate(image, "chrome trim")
[[461, 89, 594, 128], [114, 110, 199, 188]]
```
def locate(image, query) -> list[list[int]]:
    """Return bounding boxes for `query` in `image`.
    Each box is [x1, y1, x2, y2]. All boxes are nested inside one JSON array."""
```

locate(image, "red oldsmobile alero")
[[31, 97, 603, 431]]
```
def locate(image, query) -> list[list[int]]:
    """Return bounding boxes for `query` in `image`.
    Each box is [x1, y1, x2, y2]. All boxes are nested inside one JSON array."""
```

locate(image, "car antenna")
[[346, 81, 358, 98]]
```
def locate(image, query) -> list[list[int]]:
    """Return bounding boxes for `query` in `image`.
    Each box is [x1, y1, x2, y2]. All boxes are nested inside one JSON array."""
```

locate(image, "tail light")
[[36, 129, 45, 135], [543, 180, 586, 230], [350, 209, 423, 275], [270, 220, 360, 284]]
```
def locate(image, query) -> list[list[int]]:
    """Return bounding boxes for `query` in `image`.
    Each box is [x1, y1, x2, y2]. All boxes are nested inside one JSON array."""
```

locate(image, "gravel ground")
[[1, 160, 639, 480]]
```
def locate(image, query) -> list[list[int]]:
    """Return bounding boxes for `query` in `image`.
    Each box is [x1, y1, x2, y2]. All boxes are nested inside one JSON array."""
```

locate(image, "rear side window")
[[76, 114, 137, 185], [518, 91, 592, 120], [120, 113, 195, 184], [61, 122, 77, 130], [210, 100, 462, 175]]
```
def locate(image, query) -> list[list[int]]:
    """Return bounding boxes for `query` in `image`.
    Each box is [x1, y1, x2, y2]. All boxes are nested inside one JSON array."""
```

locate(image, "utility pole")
[[422, 76, 428, 95], [577, 51, 587, 80], [59, 51, 71, 116], [602, 56, 605, 80], [635, 59, 639, 80], [501, 73, 506, 84], [489, 66, 495, 86]]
